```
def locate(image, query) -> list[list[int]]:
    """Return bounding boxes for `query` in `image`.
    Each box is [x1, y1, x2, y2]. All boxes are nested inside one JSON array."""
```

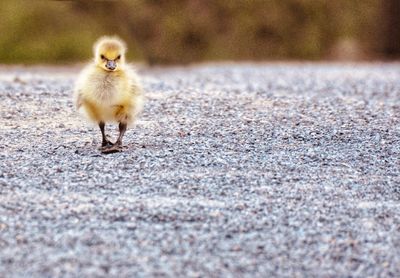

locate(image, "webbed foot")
[[100, 143, 123, 154], [101, 140, 113, 147]]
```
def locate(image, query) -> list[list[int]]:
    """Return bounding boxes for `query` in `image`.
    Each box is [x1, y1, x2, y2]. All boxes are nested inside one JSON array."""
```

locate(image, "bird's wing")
[[130, 82, 142, 97], [128, 72, 144, 115], [126, 65, 143, 97], [75, 91, 83, 109]]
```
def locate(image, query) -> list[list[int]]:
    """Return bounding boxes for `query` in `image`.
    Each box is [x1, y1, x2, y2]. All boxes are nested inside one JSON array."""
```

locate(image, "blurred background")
[[0, 0, 399, 65]]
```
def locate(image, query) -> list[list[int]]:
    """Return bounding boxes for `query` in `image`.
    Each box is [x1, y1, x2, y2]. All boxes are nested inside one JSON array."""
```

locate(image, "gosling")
[[74, 36, 143, 153]]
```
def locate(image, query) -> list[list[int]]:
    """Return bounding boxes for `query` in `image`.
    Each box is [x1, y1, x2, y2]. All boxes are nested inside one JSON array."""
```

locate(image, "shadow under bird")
[[74, 36, 144, 154]]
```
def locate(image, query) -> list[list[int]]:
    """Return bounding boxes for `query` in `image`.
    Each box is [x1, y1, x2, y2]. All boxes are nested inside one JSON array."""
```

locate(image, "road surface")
[[0, 63, 399, 277]]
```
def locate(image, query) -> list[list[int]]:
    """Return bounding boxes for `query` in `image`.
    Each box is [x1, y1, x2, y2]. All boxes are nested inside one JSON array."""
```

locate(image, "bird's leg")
[[99, 121, 112, 147], [101, 122, 126, 154], [115, 122, 127, 147]]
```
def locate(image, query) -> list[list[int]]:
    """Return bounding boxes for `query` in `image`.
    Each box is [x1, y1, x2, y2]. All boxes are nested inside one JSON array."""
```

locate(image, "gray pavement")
[[0, 63, 399, 277]]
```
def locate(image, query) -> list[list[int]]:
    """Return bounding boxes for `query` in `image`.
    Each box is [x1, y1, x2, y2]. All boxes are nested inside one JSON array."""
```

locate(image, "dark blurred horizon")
[[0, 0, 399, 65]]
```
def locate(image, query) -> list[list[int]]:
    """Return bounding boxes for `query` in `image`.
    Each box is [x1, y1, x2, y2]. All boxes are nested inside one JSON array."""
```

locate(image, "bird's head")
[[93, 36, 126, 72]]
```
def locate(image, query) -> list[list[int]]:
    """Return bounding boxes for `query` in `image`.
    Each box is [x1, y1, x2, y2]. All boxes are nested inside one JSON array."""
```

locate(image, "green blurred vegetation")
[[0, 0, 397, 64]]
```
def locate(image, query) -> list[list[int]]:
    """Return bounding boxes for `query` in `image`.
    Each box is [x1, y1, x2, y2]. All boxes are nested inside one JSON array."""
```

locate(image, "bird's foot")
[[101, 140, 113, 147], [100, 143, 123, 154]]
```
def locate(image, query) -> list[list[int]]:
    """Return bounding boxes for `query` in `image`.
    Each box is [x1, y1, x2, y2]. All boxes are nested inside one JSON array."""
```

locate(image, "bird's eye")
[[117, 55, 121, 60], [100, 55, 105, 59]]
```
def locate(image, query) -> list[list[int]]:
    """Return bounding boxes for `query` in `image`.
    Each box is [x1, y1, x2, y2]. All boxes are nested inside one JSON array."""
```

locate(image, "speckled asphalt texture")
[[0, 63, 399, 277]]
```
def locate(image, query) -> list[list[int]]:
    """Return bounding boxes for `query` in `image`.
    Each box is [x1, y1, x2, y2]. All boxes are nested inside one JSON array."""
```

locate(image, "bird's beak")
[[106, 60, 116, 71]]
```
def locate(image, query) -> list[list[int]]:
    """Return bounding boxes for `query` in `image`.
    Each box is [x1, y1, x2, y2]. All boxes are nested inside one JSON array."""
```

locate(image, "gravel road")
[[0, 63, 399, 277]]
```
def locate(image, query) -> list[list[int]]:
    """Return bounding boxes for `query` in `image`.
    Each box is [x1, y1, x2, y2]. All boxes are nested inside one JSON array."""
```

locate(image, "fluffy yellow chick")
[[74, 36, 143, 153]]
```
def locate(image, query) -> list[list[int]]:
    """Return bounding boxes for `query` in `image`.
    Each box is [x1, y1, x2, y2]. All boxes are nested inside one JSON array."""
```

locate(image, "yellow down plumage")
[[73, 36, 143, 153]]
